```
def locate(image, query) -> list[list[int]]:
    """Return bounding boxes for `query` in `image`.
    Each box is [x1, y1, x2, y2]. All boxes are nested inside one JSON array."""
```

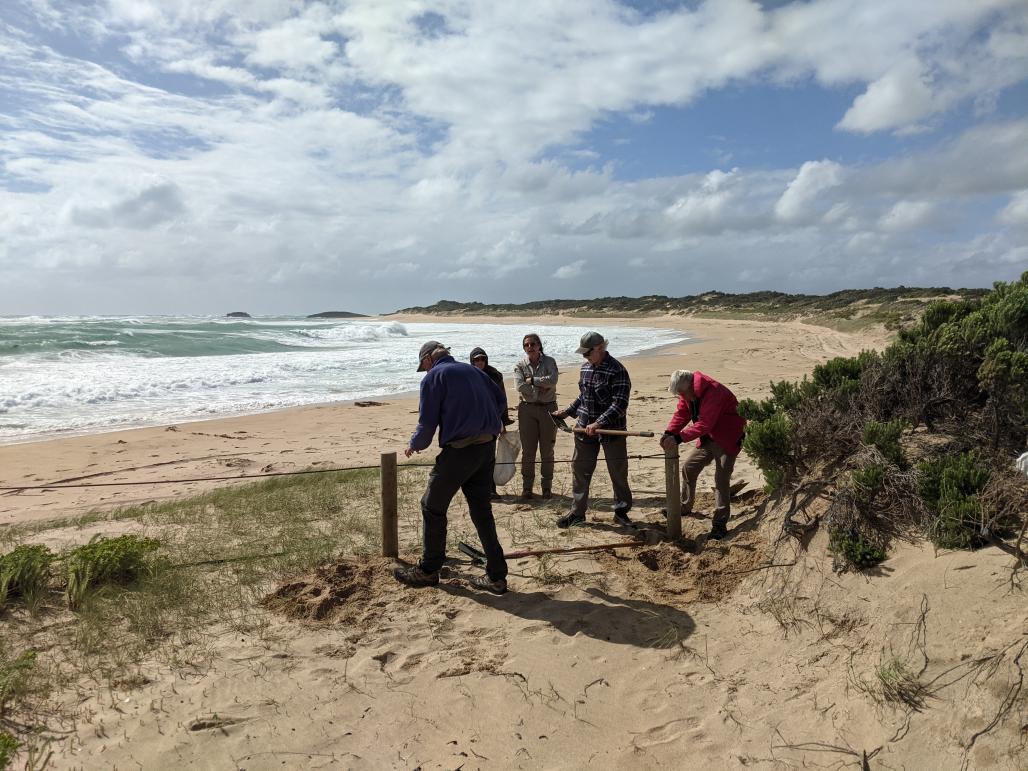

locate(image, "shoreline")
[[0, 314, 889, 526]]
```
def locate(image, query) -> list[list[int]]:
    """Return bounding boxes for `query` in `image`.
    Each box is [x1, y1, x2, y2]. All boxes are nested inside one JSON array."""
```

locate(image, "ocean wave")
[[0, 319, 687, 443]]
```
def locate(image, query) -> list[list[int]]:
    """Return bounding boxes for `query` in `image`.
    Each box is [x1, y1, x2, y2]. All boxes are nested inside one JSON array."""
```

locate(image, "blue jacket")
[[409, 356, 507, 451]]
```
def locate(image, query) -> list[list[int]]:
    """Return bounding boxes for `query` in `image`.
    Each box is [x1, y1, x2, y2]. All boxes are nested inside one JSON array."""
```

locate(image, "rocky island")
[[306, 311, 366, 318]]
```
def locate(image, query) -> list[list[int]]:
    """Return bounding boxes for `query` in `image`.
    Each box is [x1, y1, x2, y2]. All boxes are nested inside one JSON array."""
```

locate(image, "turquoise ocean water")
[[0, 316, 687, 444]]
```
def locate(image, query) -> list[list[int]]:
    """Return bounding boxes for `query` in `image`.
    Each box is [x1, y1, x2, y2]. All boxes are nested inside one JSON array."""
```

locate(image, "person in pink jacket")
[[659, 370, 747, 540]]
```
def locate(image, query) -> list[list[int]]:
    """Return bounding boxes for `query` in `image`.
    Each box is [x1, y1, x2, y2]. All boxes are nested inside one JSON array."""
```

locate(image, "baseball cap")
[[416, 340, 449, 371], [469, 346, 488, 362], [576, 331, 607, 355]]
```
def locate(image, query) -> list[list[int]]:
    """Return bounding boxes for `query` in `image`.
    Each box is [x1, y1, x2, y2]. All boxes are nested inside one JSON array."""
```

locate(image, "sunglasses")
[[523, 341, 539, 349], [581, 348, 593, 358]]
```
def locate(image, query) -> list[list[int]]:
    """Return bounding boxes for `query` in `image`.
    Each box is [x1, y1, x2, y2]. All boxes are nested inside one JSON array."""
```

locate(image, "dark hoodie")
[[470, 347, 514, 425]]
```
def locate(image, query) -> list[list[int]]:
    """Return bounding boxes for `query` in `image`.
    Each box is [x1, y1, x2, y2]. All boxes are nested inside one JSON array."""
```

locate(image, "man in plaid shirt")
[[552, 331, 634, 528]]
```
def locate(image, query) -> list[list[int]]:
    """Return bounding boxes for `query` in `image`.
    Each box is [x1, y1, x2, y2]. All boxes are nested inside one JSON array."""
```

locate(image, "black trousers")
[[420, 440, 508, 581]]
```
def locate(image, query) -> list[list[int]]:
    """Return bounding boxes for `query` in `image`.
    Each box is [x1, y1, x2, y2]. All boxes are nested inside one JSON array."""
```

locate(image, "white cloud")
[[837, 58, 936, 134], [246, 7, 339, 70], [774, 160, 844, 223], [998, 190, 1028, 226], [553, 260, 586, 279], [666, 170, 737, 229], [879, 200, 936, 232]]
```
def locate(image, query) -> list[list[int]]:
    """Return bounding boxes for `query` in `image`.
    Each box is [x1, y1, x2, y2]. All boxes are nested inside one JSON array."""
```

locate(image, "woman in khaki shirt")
[[513, 333, 559, 499]]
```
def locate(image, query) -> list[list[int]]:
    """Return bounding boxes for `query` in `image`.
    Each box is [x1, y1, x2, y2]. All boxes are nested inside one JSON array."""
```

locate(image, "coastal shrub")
[[851, 463, 886, 511], [977, 338, 1028, 447], [739, 378, 818, 424], [829, 528, 886, 569], [899, 299, 979, 343], [770, 377, 818, 412], [737, 397, 776, 424], [861, 419, 907, 468], [918, 451, 991, 549], [742, 411, 794, 492], [65, 535, 163, 610], [0, 545, 53, 613], [0, 649, 36, 721], [811, 355, 864, 397], [0, 731, 17, 770]]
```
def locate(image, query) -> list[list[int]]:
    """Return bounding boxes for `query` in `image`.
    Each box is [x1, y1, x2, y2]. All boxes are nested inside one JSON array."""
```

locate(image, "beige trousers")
[[518, 401, 557, 492], [681, 437, 736, 526]]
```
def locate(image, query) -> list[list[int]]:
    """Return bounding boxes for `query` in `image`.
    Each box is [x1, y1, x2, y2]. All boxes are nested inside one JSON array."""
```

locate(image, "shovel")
[[550, 414, 653, 438], [459, 540, 646, 564]]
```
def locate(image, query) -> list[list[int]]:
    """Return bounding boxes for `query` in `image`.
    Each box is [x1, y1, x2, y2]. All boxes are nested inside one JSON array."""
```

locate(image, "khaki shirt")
[[514, 354, 559, 404]]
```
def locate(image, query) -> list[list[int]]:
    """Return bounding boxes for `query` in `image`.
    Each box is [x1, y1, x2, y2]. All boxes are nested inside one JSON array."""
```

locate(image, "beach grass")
[[0, 464, 433, 755]]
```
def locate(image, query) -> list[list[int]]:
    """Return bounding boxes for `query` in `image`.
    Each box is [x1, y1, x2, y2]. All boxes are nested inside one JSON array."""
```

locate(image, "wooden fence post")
[[381, 452, 398, 558], [664, 446, 682, 540]]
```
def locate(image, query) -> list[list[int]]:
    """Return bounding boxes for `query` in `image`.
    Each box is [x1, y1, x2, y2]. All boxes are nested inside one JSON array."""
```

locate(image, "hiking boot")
[[613, 511, 635, 528], [556, 511, 586, 529], [393, 564, 440, 588], [469, 574, 508, 595], [708, 522, 730, 541], [519, 490, 534, 501], [541, 488, 552, 499]]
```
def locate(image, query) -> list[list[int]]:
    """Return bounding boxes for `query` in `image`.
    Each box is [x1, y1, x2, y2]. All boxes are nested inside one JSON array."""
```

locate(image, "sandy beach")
[[3, 315, 1025, 770]]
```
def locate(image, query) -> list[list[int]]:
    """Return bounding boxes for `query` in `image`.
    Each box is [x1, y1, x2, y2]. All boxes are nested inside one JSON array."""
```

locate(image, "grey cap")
[[576, 331, 607, 355], [416, 340, 449, 371]]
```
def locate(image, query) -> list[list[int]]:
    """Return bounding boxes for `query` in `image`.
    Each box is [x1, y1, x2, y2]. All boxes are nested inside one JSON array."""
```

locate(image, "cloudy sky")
[[1, 0, 1026, 315]]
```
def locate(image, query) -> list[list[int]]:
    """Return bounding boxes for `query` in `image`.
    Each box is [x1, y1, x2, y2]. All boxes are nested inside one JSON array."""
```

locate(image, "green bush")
[[739, 378, 819, 423], [770, 377, 818, 412], [0, 731, 18, 770], [812, 355, 863, 395], [862, 419, 907, 468], [737, 397, 776, 423], [65, 535, 163, 610], [918, 451, 991, 549], [742, 411, 794, 492], [0, 545, 53, 613], [829, 529, 886, 569], [851, 463, 886, 511]]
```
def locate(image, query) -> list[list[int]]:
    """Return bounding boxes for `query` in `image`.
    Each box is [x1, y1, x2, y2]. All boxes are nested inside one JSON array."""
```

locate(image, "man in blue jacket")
[[394, 340, 509, 594]]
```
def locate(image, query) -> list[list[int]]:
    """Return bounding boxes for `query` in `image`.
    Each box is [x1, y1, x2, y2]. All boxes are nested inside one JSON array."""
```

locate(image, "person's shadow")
[[439, 582, 695, 649]]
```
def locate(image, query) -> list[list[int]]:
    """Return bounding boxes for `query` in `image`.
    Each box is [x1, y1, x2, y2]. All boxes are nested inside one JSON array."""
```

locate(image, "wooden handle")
[[572, 427, 655, 437]]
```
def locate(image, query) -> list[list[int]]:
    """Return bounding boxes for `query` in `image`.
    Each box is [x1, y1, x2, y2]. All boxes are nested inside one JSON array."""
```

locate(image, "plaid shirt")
[[565, 353, 631, 430]]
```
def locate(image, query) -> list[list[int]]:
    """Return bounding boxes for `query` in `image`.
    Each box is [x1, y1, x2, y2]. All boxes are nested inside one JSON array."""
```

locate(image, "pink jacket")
[[665, 372, 746, 456]]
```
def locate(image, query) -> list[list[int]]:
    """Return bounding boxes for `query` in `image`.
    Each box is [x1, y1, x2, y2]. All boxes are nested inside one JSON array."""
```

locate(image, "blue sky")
[[0, 0, 1026, 315]]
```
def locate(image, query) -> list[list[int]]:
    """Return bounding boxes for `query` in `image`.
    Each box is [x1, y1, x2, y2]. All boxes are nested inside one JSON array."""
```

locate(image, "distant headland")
[[226, 311, 251, 318], [392, 286, 988, 331], [306, 311, 367, 318]]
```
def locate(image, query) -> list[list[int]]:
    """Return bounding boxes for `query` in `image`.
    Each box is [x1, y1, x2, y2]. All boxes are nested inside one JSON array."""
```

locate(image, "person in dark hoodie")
[[470, 347, 512, 425], [471, 347, 513, 500]]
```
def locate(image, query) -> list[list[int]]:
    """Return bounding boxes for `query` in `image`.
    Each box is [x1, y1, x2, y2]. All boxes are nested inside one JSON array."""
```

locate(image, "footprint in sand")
[[632, 718, 692, 748]]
